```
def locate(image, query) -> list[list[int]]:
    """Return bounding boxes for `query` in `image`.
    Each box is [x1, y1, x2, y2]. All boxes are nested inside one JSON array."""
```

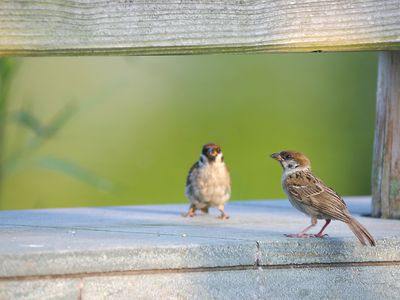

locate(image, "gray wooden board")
[[1, 266, 400, 299], [0, 197, 399, 278], [1, 0, 400, 56]]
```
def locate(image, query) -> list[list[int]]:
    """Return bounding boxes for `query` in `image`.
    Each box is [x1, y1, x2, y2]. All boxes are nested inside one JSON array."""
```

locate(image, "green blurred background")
[[0, 53, 377, 210]]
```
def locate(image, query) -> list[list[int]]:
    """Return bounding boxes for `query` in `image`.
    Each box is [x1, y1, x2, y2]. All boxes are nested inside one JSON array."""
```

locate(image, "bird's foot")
[[284, 233, 314, 238], [182, 211, 196, 218], [200, 207, 209, 214], [218, 213, 230, 220], [312, 233, 329, 238]]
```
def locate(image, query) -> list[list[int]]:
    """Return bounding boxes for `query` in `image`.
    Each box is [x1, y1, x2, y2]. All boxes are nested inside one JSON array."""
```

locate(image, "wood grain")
[[0, 0, 400, 56], [372, 51, 400, 219]]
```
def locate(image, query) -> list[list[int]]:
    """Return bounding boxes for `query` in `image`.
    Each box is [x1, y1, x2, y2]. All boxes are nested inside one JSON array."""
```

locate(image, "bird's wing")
[[186, 161, 199, 186], [285, 172, 350, 222]]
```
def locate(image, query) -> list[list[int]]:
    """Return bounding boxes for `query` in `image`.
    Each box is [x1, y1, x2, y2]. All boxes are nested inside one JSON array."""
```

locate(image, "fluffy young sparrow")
[[271, 150, 376, 246], [184, 143, 231, 219]]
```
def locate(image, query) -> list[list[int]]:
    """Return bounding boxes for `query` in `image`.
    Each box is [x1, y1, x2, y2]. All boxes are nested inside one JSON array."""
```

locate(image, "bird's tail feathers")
[[347, 217, 376, 246]]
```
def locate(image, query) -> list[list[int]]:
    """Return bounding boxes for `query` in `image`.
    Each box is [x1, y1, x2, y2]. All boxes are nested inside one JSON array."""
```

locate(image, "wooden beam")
[[372, 51, 400, 219], [0, 0, 400, 56]]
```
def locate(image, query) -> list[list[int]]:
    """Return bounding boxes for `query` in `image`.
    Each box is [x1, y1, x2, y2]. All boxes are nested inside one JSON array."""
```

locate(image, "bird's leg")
[[200, 207, 209, 214], [285, 218, 317, 238], [217, 204, 230, 220], [182, 204, 196, 217], [313, 219, 331, 238]]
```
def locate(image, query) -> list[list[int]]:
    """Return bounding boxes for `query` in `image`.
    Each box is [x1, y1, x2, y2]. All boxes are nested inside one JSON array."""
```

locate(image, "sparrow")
[[183, 143, 231, 219], [271, 150, 376, 246]]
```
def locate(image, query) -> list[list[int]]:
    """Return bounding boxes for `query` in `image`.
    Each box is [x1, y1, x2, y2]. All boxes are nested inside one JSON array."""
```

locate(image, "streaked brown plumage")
[[271, 150, 376, 246], [184, 143, 231, 219]]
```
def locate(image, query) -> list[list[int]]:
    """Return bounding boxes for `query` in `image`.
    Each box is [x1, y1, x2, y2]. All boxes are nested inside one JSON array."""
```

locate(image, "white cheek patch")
[[215, 153, 224, 163], [199, 153, 224, 165], [282, 160, 305, 176], [282, 160, 298, 169]]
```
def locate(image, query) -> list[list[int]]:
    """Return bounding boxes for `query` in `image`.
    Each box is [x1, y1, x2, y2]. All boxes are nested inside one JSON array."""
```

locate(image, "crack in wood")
[[1, 261, 400, 282]]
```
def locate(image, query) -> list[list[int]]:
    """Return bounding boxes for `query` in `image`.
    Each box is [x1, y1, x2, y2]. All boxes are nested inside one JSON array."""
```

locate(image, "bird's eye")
[[285, 154, 292, 159], [217, 148, 221, 153]]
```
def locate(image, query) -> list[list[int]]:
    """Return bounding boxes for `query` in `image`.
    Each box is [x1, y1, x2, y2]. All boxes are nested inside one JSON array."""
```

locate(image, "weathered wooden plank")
[[0, 0, 400, 56], [372, 51, 400, 219]]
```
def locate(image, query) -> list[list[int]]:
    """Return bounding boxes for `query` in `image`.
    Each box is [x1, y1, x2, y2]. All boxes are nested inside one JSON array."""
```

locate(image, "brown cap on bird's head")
[[271, 150, 311, 168], [202, 143, 222, 161]]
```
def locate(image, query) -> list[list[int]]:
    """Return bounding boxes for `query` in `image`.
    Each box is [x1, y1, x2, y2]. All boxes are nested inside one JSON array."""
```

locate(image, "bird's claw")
[[284, 233, 314, 238], [218, 214, 230, 220], [182, 212, 196, 218], [312, 234, 329, 238], [285, 233, 329, 239]]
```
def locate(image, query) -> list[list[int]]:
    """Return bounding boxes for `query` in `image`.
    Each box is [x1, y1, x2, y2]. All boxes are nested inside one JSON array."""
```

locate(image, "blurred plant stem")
[[0, 62, 120, 208], [0, 58, 16, 196], [4, 104, 79, 176], [3, 102, 117, 194]]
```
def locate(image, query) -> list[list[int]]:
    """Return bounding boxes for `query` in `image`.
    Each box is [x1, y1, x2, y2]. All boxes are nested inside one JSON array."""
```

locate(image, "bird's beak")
[[208, 148, 218, 157], [271, 153, 283, 161]]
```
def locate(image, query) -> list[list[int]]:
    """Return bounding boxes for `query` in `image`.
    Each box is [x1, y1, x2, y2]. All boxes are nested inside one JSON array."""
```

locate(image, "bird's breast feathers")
[[186, 160, 230, 206], [194, 161, 230, 190]]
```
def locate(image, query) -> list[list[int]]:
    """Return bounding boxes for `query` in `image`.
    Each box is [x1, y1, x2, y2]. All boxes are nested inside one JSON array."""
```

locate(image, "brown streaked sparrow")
[[183, 143, 231, 219], [271, 150, 376, 246]]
